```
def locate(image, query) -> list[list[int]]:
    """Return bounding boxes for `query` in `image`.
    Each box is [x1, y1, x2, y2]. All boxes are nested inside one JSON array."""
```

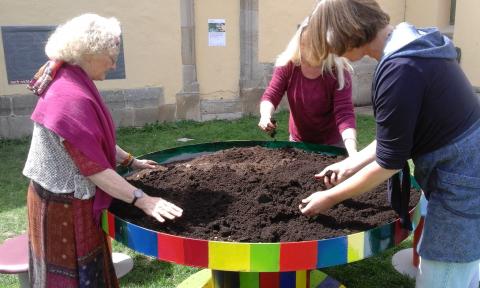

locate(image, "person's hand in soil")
[[135, 195, 183, 223], [315, 158, 355, 188], [258, 100, 277, 136], [258, 116, 277, 135], [299, 191, 337, 216], [88, 168, 182, 223], [316, 141, 379, 187], [130, 158, 167, 171]]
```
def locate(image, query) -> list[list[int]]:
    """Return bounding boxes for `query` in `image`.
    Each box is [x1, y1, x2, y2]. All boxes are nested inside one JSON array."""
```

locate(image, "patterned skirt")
[[27, 181, 119, 288]]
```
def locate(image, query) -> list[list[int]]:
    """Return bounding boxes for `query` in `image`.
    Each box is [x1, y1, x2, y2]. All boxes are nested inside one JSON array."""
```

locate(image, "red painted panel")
[[279, 241, 317, 271], [157, 233, 185, 264], [183, 238, 209, 268], [260, 272, 279, 288], [108, 212, 115, 238]]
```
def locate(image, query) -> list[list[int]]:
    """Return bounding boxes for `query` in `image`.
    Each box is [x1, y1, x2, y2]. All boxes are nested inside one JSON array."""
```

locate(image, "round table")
[[103, 141, 423, 288]]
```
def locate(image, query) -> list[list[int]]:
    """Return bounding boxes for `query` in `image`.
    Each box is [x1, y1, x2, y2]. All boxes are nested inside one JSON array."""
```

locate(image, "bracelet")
[[127, 156, 135, 167], [120, 153, 134, 167]]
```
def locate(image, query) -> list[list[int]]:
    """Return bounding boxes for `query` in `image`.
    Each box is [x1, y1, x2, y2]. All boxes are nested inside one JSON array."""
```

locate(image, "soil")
[[110, 146, 420, 242]]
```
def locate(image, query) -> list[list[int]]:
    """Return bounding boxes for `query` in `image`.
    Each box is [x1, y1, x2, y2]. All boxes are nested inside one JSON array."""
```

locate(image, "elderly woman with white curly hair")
[[23, 13, 183, 287]]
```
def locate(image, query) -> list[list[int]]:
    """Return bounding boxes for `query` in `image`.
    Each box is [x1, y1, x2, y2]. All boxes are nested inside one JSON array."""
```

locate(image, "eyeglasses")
[[108, 54, 118, 66]]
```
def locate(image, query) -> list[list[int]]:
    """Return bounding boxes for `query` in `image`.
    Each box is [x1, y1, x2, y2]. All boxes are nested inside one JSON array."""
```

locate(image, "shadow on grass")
[[118, 254, 174, 286], [118, 254, 199, 287], [322, 240, 416, 288]]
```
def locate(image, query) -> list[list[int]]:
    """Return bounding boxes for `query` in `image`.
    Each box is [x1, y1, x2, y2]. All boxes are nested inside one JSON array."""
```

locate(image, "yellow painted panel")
[[209, 241, 250, 271], [177, 269, 213, 288], [347, 232, 365, 262], [295, 270, 307, 288]]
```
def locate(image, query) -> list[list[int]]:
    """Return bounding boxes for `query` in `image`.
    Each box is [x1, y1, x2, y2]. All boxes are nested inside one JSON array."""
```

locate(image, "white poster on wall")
[[208, 19, 226, 47]]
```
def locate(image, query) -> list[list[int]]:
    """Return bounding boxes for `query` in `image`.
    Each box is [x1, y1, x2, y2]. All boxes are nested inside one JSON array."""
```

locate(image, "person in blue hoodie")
[[299, 0, 480, 287]]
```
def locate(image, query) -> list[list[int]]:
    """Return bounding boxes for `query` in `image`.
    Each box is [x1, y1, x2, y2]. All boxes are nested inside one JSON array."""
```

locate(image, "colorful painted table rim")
[[179, 269, 346, 288], [103, 141, 424, 272]]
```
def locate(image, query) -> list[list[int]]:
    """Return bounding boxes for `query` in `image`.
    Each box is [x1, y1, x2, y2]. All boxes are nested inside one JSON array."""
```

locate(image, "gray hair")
[[45, 13, 121, 65]]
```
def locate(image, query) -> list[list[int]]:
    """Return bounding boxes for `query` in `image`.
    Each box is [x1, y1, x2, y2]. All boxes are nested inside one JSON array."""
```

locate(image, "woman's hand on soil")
[[136, 195, 183, 223], [131, 158, 162, 170], [299, 191, 336, 216], [315, 159, 353, 188], [258, 116, 277, 133]]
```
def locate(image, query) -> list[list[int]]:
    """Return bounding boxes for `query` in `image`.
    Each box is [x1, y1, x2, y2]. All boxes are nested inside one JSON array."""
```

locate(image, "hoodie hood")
[[373, 22, 457, 92], [381, 22, 457, 63]]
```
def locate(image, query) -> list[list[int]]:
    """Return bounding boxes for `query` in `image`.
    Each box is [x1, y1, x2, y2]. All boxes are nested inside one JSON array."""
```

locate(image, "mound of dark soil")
[[110, 146, 419, 242]]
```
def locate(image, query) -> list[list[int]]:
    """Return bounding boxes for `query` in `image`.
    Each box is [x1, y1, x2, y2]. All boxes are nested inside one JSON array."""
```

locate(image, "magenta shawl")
[[31, 63, 116, 224]]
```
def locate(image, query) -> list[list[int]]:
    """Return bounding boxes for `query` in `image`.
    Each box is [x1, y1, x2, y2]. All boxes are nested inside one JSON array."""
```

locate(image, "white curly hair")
[[45, 13, 121, 65]]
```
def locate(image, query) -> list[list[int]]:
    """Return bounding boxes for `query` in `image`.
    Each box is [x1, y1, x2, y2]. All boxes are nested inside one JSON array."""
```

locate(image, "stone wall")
[[0, 87, 171, 139], [0, 57, 379, 140], [350, 57, 378, 107]]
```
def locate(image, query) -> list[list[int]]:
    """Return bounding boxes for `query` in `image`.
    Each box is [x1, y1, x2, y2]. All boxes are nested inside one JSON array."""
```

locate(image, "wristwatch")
[[131, 188, 144, 206]]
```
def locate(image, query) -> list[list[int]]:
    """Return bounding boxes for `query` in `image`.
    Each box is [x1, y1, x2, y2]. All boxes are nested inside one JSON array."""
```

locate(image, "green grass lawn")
[[0, 111, 416, 287]]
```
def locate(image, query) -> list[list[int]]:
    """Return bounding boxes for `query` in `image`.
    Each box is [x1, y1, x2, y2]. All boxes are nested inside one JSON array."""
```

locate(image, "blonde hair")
[[275, 16, 351, 90], [307, 0, 390, 60], [45, 13, 121, 65]]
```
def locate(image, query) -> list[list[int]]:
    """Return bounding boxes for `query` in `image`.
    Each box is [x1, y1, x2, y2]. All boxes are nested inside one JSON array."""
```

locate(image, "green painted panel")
[[250, 243, 280, 272]]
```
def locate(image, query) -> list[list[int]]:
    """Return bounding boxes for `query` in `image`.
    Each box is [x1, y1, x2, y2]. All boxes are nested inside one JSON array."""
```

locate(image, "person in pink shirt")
[[258, 17, 357, 155]]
